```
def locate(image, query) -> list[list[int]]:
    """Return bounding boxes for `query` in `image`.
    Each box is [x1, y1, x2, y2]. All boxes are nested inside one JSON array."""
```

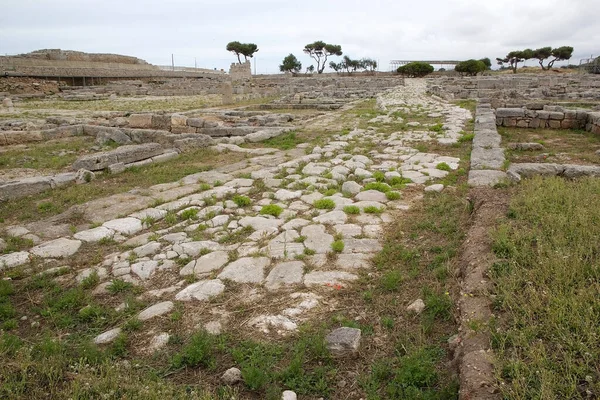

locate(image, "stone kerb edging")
[[467, 104, 508, 186], [507, 163, 600, 182]]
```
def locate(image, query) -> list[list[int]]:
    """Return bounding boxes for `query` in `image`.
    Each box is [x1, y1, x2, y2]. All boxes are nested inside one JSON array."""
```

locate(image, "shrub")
[[260, 204, 283, 217], [455, 59, 487, 76], [314, 198, 336, 210], [397, 62, 434, 77]]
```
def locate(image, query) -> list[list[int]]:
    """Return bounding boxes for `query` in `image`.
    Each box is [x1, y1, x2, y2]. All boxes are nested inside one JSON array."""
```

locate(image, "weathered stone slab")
[[265, 261, 305, 290], [74, 226, 115, 242], [325, 327, 361, 356], [218, 257, 269, 283], [73, 143, 164, 171], [301, 224, 334, 254], [138, 301, 174, 321], [30, 238, 82, 258], [103, 217, 143, 235], [467, 170, 508, 187], [0, 252, 30, 269], [0, 176, 52, 201], [175, 279, 226, 301]]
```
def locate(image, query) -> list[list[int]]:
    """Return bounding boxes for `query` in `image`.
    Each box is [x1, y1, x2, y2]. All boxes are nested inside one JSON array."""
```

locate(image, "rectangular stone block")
[[171, 114, 187, 127], [548, 120, 561, 129], [548, 112, 565, 120], [560, 119, 578, 129], [128, 114, 153, 129], [564, 110, 577, 119], [536, 111, 550, 120], [0, 176, 52, 201], [5, 131, 43, 144], [516, 119, 529, 128], [170, 126, 197, 134], [496, 108, 525, 118], [186, 118, 205, 128], [151, 114, 171, 131]]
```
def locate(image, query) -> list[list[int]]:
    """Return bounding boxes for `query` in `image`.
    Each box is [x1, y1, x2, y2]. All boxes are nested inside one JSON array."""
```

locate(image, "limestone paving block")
[[94, 328, 122, 344], [265, 261, 305, 290], [103, 217, 143, 235], [301, 224, 334, 254], [304, 271, 358, 287], [175, 279, 226, 301], [313, 210, 348, 225], [131, 260, 159, 280], [193, 251, 230, 274], [73, 226, 115, 242], [174, 241, 221, 257], [0, 252, 30, 270], [30, 238, 82, 258], [137, 301, 174, 321], [218, 257, 270, 283]]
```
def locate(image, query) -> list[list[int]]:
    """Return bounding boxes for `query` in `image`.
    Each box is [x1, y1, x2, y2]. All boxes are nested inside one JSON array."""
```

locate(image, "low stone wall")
[[496, 105, 600, 134], [426, 74, 600, 101]]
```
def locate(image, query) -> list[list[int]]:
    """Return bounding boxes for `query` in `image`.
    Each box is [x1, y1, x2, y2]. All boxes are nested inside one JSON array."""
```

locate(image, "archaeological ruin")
[[1, 49, 599, 399]]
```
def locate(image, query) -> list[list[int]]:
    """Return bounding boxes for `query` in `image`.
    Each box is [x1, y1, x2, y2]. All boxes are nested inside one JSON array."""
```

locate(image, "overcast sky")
[[1, 0, 598, 73]]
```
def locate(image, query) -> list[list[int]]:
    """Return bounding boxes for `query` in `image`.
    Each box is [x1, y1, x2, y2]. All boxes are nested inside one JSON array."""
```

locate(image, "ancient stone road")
[[0, 80, 470, 346]]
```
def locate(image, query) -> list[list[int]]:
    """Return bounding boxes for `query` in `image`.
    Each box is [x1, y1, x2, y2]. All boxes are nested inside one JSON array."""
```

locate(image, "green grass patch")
[[260, 204, 283, 217], [364, 206, 384, 214], [385, 191, 401, 201], [364, 182, 391, 193], [314, 198, 336, 210], [435, 162, 451, 172], [343, 205, 360, 214], [232, 195, 252, 207], [331, 240, 345, 253], [490, 176, 600, 398], [260, 131, 303, 150]]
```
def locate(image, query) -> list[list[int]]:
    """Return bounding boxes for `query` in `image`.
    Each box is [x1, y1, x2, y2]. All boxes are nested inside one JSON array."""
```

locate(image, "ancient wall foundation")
[[426, 74, 600, 102], [495, 105, 600, 134]]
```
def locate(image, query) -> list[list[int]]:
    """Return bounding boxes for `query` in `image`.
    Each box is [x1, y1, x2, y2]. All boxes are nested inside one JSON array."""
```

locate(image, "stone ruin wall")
[[228, 61, 252, 80], [495, 105, 600, 134], [426, 74, 600, 106]]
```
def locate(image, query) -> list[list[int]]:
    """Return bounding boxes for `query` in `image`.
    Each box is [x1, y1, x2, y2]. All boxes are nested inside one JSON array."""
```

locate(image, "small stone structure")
[[228, 61, 251, 80]]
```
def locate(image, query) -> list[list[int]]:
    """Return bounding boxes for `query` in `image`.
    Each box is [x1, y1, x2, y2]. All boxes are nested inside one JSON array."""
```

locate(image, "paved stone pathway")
[[0, 80, 470, 343]]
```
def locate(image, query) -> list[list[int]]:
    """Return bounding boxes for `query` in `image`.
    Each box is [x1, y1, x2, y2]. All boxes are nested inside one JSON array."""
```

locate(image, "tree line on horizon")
[[226, 40, 575, 76]]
